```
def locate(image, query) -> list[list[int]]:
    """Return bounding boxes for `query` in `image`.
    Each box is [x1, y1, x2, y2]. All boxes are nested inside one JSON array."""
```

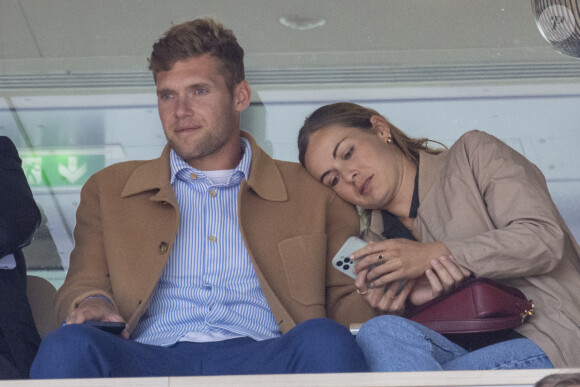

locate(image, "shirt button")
[[190, 173, 198, 180], [159, 241, 168, 254], [209, 190, 217, 197], [208, 235, 217, 243]]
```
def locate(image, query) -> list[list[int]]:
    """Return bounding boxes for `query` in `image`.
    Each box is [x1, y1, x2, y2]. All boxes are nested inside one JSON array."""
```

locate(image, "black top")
[[380, 168, 419, 241]]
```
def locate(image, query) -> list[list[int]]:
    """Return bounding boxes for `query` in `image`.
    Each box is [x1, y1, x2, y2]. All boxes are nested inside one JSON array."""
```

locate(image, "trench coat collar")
[[120, 130, 288, 203], [417, 149, 448, 204], [366, 149, 448, 239]]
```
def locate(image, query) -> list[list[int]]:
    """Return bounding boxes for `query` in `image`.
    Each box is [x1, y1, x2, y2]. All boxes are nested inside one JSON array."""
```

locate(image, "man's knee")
[[31, 324, 108, 378], [291, 318, 352, 347], [288, 318, 366, 372], [38, 324, 101, 354]]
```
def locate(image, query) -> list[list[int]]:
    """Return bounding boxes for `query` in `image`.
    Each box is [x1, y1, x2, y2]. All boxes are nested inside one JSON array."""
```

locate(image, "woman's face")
[[304, 122, 405, 210]]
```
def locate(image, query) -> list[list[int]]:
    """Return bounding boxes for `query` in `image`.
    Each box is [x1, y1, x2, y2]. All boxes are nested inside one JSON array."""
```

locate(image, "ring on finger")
[[356, 289, 368, 295]]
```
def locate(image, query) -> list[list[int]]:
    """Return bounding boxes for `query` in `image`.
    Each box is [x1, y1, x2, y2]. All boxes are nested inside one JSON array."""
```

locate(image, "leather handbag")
[[407, 277, 534, 334]]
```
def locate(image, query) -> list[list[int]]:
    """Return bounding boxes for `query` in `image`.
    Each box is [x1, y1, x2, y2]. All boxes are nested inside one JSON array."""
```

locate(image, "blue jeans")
[[31, 318, 367, 378], [356, 315, 553, 371]]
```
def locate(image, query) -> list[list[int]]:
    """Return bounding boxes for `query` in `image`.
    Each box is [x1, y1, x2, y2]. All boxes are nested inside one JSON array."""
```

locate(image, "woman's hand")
[[408, 255, 472, 306], [355, 267, 417, 315], [352, 239, 451, 287]]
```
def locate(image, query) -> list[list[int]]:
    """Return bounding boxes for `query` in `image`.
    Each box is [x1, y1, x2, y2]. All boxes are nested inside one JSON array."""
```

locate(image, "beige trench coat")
[[56, 131, 376, 335], [367, 130, 580, 368]]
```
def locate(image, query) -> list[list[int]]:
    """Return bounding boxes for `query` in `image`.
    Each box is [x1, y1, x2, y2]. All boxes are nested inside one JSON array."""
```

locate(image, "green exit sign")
[[21, 154, 105, 187]]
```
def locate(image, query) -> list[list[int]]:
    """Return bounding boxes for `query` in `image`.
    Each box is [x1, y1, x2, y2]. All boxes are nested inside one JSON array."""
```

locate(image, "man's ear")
[[370, 115, 392, 142], [234, 80, 251, 112]]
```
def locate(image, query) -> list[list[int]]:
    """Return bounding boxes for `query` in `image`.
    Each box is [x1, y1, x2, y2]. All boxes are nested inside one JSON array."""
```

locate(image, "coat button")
[[159, 242, 168, 254]]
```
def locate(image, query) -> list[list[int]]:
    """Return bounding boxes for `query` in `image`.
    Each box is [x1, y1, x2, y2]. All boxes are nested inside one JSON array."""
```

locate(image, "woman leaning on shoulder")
[[297, 102, 580, 371]]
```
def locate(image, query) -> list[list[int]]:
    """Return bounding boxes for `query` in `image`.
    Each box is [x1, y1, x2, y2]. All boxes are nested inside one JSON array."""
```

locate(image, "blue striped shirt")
[[132, 138, 282, 346]]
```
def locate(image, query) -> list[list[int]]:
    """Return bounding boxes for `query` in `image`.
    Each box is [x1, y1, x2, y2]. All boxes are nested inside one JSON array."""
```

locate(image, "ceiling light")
[[279, 15, 326, 30]]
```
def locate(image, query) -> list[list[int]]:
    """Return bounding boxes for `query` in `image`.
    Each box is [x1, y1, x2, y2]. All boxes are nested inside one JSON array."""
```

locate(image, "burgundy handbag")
[[407, 277, 534, 334]]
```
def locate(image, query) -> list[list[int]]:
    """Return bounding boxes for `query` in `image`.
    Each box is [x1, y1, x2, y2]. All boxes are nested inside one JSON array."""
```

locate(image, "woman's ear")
[[370, 115, 392, 143]]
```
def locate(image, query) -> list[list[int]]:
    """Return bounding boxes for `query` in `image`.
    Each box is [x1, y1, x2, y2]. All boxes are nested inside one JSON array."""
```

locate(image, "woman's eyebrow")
[[319, 137, 348, 183], [333, 137, 347, 158]]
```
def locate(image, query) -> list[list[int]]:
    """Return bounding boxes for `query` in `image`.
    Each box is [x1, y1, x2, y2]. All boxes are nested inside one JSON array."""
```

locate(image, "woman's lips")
[[360, 176, 372, 195]]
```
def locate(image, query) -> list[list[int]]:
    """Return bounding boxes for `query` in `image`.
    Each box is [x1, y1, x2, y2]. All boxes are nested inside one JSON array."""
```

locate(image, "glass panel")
[[1, 1, 578, 296]]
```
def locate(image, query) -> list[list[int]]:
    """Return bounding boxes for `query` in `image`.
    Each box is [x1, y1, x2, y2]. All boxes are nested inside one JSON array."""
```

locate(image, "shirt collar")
[[169, 137, 252, 185]]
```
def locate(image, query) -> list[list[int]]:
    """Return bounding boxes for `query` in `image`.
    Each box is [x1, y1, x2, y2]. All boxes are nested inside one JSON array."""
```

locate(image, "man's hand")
[[65, 297, 129, 339]]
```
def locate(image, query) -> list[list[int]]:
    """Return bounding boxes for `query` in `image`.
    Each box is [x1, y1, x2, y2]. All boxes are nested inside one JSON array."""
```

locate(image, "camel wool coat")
[[367, 130, 580, 368], [55, 131, 375, 335]]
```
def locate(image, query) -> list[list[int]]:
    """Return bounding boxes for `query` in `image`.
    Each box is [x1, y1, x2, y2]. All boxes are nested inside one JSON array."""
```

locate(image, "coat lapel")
[[120, 144, 178, 208], [238, 131, 296, 331], [241, 131, 288, 202]]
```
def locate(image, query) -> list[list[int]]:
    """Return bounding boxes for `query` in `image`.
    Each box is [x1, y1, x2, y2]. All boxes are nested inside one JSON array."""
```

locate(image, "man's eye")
[[196, 88, 207, 95], [160, 94, 173, 101]]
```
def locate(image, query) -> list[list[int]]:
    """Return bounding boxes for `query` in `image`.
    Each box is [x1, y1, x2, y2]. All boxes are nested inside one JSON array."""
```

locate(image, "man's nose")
[[175, 98, 193, 118]]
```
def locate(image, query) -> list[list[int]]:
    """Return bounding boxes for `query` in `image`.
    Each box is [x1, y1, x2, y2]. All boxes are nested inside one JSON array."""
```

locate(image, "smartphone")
[[333, 237, 409, 297], [332, 236, 368, 279], [83, 320, 126, 334]]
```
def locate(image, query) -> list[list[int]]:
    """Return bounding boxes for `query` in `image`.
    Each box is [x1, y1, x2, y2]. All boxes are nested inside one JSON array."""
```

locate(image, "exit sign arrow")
[[58, 156, 87, 184], [21, 152, 105, 189]]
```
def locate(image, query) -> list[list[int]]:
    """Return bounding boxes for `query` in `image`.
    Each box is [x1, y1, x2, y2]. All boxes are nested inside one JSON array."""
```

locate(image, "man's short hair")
[[149, 17, 245, 91]]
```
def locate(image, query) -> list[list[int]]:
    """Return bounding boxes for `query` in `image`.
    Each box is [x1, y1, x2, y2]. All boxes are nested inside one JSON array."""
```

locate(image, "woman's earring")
[[386, 137, 393, 144]]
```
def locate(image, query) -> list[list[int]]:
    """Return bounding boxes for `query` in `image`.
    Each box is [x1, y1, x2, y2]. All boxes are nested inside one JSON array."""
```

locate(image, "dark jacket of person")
[[0, 136, 41, 379]]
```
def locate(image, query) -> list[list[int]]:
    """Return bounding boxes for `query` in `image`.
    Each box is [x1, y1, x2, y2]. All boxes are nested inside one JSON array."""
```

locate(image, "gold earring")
[[386, 137, 393, 144]]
